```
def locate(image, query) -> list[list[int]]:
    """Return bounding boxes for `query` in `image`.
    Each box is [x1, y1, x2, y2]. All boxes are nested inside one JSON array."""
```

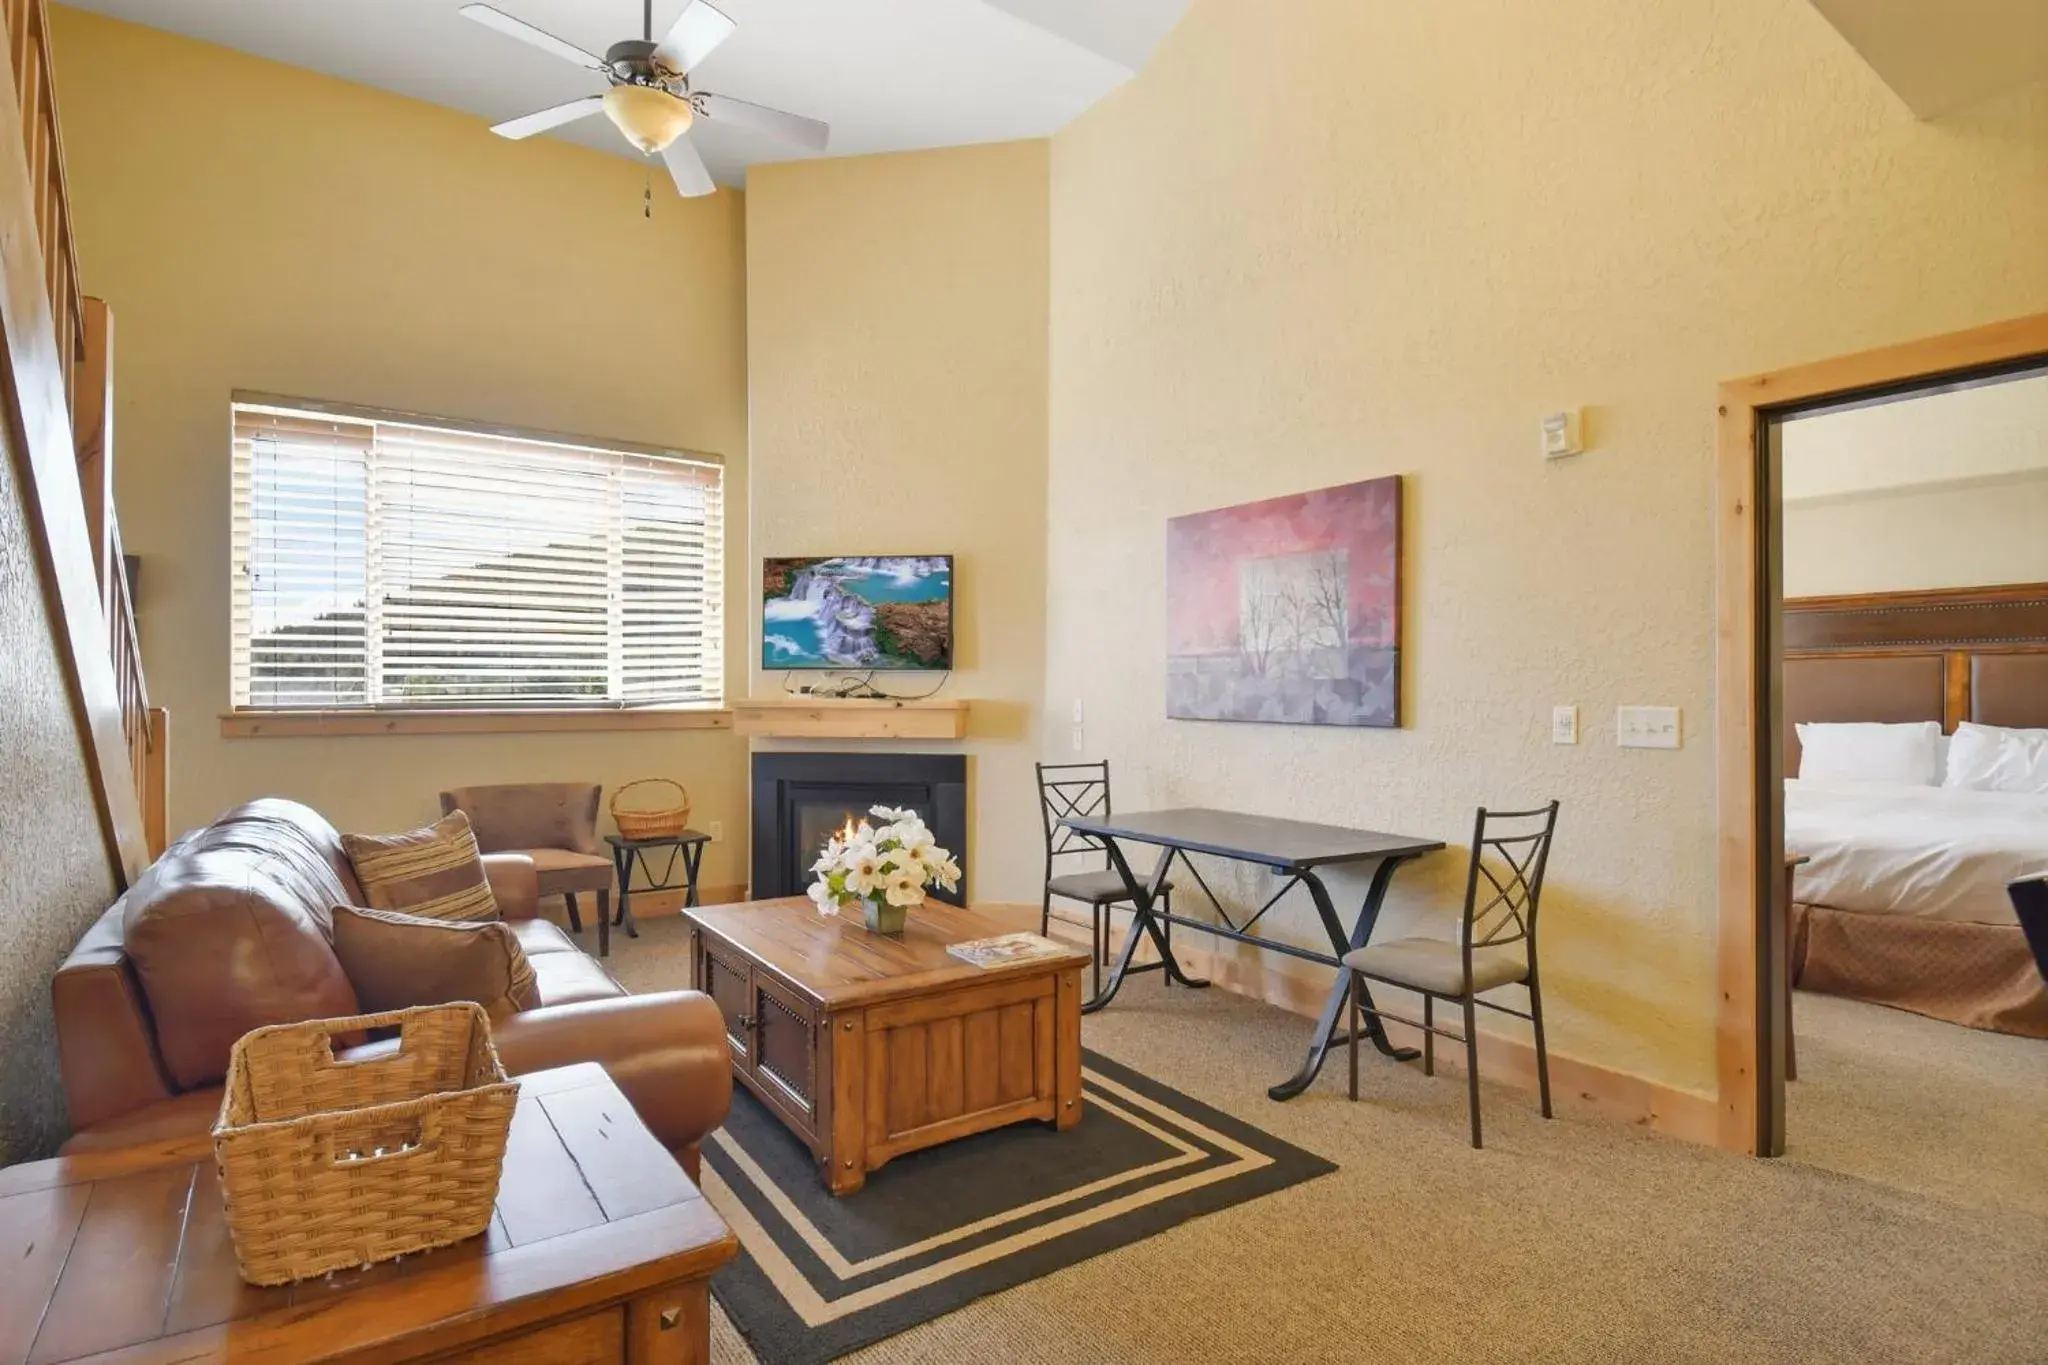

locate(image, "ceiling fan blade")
[[489, 96, 605, 140], [459, 4, 603, 69], [662, 135, 718, 197], [653, 0, 736, 76], [695, 92, 829, 152]]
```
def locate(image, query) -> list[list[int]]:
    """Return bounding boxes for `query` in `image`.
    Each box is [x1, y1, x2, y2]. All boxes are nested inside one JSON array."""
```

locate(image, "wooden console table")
[[0, 1064, 735, 1364], [684, 897, 1088, 1195]]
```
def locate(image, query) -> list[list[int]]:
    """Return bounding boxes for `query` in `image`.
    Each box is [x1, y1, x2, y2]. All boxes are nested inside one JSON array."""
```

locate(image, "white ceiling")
[[1809, 0, 2048, 118], [59, 0, 1187, 186]]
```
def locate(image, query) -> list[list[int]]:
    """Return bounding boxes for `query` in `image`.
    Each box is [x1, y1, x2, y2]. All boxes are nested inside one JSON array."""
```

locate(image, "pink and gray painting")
[[1166, 475, 1401, 727]]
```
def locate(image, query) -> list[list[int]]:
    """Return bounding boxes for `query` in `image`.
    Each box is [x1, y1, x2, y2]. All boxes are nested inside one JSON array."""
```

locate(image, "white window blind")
[[231, 399, 723, 710]]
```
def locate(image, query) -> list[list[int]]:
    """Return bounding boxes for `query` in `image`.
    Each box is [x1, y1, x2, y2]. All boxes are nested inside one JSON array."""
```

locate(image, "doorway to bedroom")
[[1768, 364, 2048, 1198], [1716, 313, 2048, 1186]]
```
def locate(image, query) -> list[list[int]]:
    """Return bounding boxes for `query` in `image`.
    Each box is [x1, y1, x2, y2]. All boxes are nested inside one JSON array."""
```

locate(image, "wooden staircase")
[[2, 0, 164, 885]]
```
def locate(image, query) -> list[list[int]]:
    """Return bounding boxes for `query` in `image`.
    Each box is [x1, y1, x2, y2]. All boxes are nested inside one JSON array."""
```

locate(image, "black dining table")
[[1059, 806, 1444, 1100]]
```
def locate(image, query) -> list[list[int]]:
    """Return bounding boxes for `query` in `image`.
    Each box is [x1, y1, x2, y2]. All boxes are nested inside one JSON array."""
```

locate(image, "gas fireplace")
[[750, 753, 968, 905]]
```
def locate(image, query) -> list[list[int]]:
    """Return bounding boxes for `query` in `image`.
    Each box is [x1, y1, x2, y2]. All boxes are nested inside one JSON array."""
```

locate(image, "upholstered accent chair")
[[441, 783, 615, 945]]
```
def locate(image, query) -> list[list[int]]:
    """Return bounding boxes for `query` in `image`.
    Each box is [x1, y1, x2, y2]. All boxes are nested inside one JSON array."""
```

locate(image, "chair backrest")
[[2011, 878, 2048, 985], [439, 783, 601, 855], [1460, 802, 1561, 971], [1036, 761, 1112, 865]]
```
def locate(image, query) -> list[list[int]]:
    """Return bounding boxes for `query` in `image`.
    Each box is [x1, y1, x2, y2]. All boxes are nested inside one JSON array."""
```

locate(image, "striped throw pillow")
[[342, 811, 500, 923]]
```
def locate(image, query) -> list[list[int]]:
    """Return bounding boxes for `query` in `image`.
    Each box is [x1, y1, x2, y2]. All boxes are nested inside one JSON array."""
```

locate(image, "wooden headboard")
[[1784, 581, 2048, 770]]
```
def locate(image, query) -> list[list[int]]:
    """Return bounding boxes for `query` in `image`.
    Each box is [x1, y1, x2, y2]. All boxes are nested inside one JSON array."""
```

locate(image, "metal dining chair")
[[1344, 801, 1561, 1148], [1036, 761, 1172, 996]]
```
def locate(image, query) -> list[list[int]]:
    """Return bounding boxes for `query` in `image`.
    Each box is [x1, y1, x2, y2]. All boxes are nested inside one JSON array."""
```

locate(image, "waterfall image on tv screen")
[[762, 556, 953, 671]]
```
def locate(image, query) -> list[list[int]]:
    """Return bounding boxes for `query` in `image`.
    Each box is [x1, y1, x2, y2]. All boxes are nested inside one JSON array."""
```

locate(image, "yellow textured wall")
[[1045, 0, 2048, 1093], [50, 8, 751, 884], [746, 143, 1050, 902]]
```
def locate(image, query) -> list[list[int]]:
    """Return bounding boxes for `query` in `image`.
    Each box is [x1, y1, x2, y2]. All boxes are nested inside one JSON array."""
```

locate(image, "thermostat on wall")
[[1541, 409, 1584, 460]]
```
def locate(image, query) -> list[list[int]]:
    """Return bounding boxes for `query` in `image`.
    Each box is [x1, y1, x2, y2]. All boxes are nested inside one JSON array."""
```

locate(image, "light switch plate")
[[1551, 705, 1578, 745], [708, 820, 724, 841], [1617, 705, 1681, 749]]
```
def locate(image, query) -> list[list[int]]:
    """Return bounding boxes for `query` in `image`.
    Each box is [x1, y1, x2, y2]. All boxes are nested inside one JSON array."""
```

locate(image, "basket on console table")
[[611, 776, 693, 839], [212, 1002, 518, 1286]]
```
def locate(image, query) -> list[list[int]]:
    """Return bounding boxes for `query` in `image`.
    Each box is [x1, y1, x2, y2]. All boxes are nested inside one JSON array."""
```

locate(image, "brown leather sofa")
[[52, 799, 729, 1174]]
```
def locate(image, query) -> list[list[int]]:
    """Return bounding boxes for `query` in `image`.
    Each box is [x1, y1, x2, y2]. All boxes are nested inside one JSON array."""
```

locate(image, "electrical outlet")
[[1070, 725, 1086, 755], [1617, 705, 1681, 749], [708, 820, 724, 842], [1551, 705, 1578, 745]]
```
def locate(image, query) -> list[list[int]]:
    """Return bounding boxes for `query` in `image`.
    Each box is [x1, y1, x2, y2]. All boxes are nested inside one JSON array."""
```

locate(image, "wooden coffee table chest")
[[683, 898, 1089, 1194]]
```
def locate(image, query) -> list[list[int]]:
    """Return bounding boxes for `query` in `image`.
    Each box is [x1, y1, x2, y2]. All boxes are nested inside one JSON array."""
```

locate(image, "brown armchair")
[[441, 783, 617, 953]]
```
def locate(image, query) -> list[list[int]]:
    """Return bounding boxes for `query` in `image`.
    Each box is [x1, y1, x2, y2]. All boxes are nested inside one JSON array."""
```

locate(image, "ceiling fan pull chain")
[[645, 166, 653, 219]]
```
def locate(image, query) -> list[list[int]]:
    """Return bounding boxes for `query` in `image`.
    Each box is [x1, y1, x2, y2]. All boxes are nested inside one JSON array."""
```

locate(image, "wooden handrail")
[[5, 0, 84, 404], [0, 0, 154, 883]]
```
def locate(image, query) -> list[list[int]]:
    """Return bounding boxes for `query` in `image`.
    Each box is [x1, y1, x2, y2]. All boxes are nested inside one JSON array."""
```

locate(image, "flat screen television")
[[762, 555, 954, 671]]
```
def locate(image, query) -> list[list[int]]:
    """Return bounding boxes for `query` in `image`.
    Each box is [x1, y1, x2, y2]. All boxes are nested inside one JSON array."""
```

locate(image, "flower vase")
[[862, 894, 914, 936]]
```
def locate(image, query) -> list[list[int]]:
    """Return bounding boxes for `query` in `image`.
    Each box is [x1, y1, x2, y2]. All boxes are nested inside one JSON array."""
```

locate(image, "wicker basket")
[[611, 776, 692, 840], [212, 1003, 518, 1286]]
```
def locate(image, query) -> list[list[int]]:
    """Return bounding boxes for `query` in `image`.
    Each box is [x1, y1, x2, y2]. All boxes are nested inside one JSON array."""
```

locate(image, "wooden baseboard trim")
[[542, 883, 750, 921], [1027, 910, 1717, 1147], [628, 883, 751, 915]]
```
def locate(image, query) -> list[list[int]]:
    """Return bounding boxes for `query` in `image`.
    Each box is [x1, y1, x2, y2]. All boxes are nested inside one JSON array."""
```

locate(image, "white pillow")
[[1942, 722, 2048, 795], [1795, 721, 1942, 785]]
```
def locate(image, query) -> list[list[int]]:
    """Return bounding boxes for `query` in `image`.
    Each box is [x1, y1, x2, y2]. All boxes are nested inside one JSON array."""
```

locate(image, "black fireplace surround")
[[751, 753, 968, 906]]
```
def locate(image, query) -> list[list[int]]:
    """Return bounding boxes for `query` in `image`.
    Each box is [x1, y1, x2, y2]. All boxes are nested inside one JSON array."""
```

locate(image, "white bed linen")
[[1785, 778, 2048, 927]]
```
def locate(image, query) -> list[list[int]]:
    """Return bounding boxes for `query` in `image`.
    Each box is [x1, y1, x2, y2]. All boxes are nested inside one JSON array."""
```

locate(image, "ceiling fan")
[[459, 0, 829, 197]]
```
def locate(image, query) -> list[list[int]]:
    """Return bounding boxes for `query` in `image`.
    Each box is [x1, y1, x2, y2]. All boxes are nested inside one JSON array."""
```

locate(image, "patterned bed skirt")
[[1792, 902, 2048, 1038]]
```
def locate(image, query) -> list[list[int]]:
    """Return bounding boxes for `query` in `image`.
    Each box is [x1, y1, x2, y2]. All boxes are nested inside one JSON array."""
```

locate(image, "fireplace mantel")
[[733, 697, 969, 740]]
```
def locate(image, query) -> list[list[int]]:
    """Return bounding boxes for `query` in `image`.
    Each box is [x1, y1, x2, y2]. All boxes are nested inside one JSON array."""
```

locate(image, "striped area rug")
[[703, 1049, 1335, 1365]]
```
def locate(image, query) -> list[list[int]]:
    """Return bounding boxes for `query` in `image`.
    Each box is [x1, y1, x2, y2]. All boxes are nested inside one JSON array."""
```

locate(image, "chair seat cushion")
[[1047, 869, 1170, 904], [524, 848, 616, 897], [1344, 937, 1529, 995], [509, 918, 583, 957], [529, 946, 628, 1007]]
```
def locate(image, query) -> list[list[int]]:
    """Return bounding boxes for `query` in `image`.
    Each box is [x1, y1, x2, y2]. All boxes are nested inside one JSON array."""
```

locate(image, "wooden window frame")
[[226, 391, 729, 726]]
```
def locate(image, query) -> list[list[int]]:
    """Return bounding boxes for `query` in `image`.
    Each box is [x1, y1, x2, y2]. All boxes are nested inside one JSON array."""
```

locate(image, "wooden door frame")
[[1714, 311, 2048, 1155]]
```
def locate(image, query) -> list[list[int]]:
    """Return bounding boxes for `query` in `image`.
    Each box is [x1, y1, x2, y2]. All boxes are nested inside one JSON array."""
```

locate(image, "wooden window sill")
[[219, 708, 734, 738]]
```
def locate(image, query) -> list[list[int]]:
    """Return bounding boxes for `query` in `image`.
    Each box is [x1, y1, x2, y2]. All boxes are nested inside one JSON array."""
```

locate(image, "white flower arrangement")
[[808, 805, 962, 916]]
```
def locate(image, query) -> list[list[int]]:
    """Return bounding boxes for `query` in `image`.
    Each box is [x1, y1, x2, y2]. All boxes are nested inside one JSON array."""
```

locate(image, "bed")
[[1783, 582, 2048, 1037]]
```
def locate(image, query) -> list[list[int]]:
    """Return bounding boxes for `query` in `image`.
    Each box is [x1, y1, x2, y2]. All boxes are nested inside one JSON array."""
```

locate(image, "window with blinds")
[[230, 398, 723, 710]]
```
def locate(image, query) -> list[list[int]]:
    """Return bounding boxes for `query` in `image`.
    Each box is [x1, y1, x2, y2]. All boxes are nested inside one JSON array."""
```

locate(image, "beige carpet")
[[607, 912, 2048, 1365]]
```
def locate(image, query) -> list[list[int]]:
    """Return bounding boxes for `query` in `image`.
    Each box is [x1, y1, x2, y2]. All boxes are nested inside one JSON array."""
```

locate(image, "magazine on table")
[[947, 932, 1068, 969]]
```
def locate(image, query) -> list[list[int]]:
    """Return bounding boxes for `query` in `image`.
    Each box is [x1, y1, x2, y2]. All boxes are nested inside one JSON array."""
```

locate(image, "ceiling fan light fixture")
[[602, 83, 693, 153]]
